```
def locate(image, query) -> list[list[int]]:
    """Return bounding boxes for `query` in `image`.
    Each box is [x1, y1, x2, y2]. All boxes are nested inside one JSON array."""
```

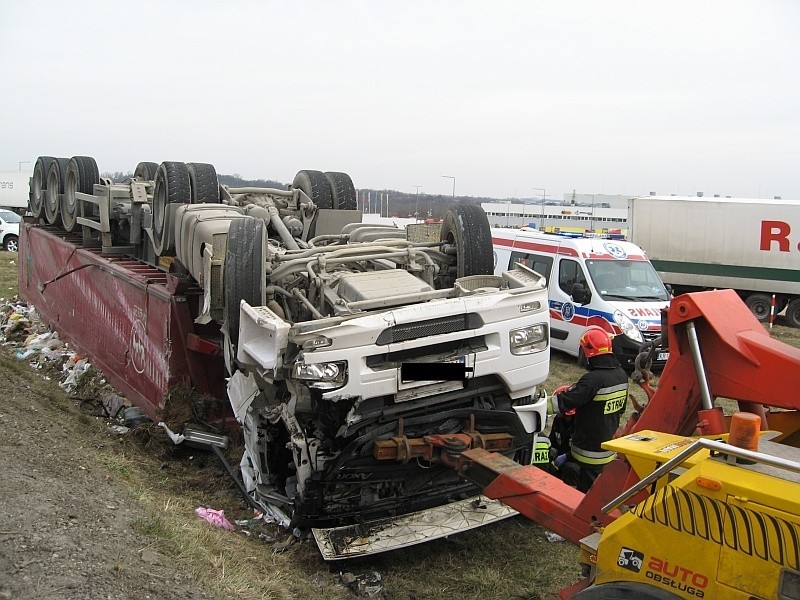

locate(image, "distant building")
[[481, 193, 629, 232]]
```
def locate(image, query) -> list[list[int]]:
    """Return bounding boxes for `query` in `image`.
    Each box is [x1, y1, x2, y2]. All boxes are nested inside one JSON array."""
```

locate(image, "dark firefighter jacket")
[[555, 354, 629, 466]]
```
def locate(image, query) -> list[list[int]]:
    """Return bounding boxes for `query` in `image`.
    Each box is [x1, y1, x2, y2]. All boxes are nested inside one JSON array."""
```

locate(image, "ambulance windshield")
[[587, 260, 669, 302]]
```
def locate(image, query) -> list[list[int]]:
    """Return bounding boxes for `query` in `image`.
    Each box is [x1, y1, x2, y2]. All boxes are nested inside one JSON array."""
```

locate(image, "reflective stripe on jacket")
[[570, 381, 628, 465], [556, 355, 629, 466]]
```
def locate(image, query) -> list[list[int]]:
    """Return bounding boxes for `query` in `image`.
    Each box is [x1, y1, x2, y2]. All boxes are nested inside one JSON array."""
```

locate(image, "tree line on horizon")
[[101, 171, 503, 218]]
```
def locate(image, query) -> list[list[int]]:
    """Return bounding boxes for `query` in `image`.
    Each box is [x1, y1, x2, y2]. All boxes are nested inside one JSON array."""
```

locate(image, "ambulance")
[[492, 228, 670, 370]]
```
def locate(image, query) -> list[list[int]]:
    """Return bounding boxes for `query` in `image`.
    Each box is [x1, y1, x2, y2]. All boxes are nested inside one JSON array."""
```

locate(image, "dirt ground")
[[0, 345, 212, 600], [2, 242, 799, 600]]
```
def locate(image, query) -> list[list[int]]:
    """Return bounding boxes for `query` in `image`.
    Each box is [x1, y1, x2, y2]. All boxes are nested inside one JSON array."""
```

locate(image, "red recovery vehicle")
[[376, 289, 800, 599]]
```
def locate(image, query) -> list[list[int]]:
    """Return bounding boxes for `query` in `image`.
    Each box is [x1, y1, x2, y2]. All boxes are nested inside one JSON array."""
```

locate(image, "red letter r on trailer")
[[760, 220, 790, 252]]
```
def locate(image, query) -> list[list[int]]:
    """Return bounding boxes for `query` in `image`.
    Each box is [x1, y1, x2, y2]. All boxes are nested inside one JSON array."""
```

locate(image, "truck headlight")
[[292, 360, 348, 389], [510, 323, 548, 355], [613, 310, 643, 343]]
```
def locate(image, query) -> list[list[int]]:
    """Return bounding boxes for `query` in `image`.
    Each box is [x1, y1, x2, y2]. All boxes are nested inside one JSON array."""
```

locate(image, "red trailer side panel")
[[18, 223, 225, 421]]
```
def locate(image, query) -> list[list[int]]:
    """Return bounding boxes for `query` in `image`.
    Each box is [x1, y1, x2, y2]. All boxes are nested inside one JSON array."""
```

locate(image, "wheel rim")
[[6, 237, 18, 252], [45, 170, 60, 224], [31, 166, 45, 217], [62, 169, 78, 230], [753, 303, 769, 320]]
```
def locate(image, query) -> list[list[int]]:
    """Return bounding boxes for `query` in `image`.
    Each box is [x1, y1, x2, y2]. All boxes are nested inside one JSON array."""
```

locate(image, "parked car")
[[0, 209, 20, 252]]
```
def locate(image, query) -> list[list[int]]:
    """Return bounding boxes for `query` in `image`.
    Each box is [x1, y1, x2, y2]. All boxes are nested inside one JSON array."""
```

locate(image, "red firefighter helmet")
[[579, 326, 614, 359]]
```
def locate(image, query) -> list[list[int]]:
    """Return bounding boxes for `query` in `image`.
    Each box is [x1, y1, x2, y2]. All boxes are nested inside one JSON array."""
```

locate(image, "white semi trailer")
[[628, 195, 800, 327], [0, 171, 32, 212]]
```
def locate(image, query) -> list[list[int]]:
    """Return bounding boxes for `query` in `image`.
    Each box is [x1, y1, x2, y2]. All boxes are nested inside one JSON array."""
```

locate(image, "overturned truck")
[[21, 156, 551, 557]]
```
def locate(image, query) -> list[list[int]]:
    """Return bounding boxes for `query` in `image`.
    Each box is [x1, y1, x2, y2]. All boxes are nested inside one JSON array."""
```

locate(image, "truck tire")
[[3, 234, 18, 252], [743, 293, 772, 322], [437, 203, 494, 288], [62, 156, 99, 232], [187, 162, 220, 204], [224, 217, 266, 352], [134, 161, 159, 180], [30, 156, 55, 219], [292, 170, 333, 209], [44, 158, 70, 226], [324, 171, 357, 210], [574, 581, 681, 599], [786, 299, 800, 328], [152, 162, 190, 256]]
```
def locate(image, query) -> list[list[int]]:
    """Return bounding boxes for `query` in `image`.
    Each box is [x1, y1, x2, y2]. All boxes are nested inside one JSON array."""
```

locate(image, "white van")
[[492, 228, 670, 370], [0, 209, 20, 252]]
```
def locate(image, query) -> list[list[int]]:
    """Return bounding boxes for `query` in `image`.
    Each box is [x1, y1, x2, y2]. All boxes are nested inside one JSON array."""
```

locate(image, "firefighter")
[[551, 326, 629, 492], [530, 433, 553, 471]]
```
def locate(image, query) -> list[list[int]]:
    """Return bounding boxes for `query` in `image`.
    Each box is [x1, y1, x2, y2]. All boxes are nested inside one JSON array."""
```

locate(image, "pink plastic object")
[[195, 507, 235, 531]]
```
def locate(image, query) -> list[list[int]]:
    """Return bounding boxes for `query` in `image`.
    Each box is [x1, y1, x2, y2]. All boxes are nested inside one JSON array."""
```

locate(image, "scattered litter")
[[1, 298, 105, 397], [122, 406, 150, 428], [195, 507, 235, 531], [235, 515, 279, 542], [545, 531, 565, 543], [13, 347, 38, 360], [101, 393, 126, 418], [60, 357, 90, 392], [339, 571, 386, 598], [271, 535, 297, 553], [109, 425, 130, 435]]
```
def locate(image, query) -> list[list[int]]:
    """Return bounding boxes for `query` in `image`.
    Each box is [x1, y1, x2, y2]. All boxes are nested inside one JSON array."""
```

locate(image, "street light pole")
[[533, 188, 546, 229], [413, 185, 421, 220], [442, 175, 455, 199]]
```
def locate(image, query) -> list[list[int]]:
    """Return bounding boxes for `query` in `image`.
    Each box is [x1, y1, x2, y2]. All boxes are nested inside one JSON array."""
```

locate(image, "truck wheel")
[[152, 162, 190, 256], [4, 234, 18, 252], [187, 163, 220, 204], [134, 161, 159, 180], [30, 156, 55, 219], [62, 156, 99, 232], [44, 158, 70, 226], [437, 204, 494, 288], [324, 171, 357, 210], [744, 293, 772, 322], [293, 170, 333, 209], [224, 217, 266, 353], [574, 581, 681, 599], [786, 299, 800, 328]]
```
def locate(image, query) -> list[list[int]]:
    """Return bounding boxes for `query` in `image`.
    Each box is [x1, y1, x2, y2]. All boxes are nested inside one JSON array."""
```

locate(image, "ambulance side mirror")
[[571, 282, 591, 304]]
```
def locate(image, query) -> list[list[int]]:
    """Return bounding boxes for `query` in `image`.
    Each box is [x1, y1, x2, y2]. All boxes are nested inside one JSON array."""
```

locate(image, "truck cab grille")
[[376, 314, 484, 345]]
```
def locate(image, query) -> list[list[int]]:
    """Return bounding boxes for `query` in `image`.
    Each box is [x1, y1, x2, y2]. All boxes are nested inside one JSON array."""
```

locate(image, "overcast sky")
[[2, 1, 798, 200]]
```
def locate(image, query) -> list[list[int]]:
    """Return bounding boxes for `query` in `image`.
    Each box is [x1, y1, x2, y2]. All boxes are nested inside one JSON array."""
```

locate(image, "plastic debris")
[[158, 421, 186, 445], [60, 357, 90, 392], [101, 393, 126, 418], [195, 507, 235, 531], [13, 347, 38, 360], [122, 406, 149, 427], [339, 571, 385, 598], [545, 531, 565, 543]]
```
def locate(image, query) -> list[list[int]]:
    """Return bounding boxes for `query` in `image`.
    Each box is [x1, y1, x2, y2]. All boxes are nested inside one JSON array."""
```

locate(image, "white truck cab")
[[492, 228, 670, 370]]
